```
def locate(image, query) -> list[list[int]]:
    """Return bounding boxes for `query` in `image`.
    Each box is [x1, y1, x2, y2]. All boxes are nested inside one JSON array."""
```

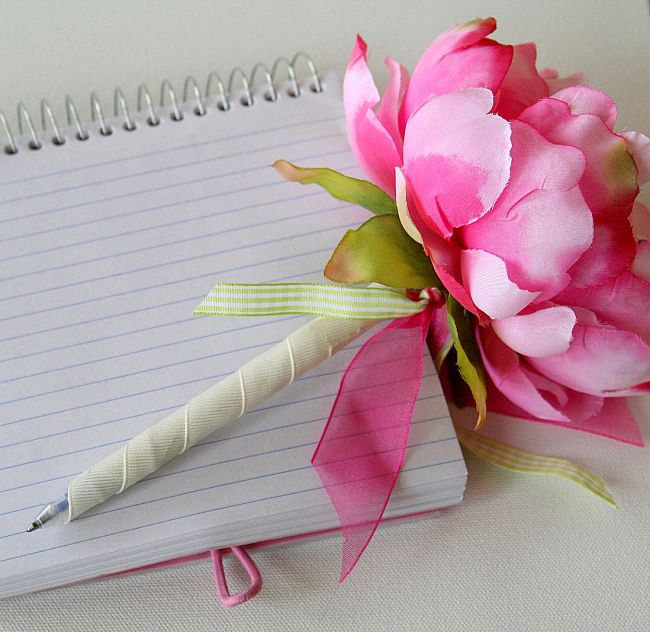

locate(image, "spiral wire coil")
[[1, 52, 322, 155]]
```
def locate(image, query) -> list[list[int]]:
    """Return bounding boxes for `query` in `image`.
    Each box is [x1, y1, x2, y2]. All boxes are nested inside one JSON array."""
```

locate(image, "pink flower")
[[344, 17, 650, 439]]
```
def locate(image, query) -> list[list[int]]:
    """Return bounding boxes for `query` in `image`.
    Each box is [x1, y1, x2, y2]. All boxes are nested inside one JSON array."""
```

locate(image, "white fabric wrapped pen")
[[63, 316, 376, 522]]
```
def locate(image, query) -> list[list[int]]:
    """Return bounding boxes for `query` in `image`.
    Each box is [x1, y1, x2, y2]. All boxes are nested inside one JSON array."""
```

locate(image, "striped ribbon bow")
[[195, 282, 617, 580]]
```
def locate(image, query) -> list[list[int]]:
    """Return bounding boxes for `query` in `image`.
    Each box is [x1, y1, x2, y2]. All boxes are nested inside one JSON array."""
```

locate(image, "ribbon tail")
[[311, 304, 433, 582], [456, 426, 619, 508]]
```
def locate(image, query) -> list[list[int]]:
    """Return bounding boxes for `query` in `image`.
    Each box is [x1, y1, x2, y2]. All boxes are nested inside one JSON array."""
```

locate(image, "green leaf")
[[273, 160, 397, 216], [446, 296, 488, 429], [324, 214, 437, 289]]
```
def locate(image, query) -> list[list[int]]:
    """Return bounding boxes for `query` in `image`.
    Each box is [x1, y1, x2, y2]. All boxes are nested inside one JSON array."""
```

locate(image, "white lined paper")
[[0, 78, 466, 599]]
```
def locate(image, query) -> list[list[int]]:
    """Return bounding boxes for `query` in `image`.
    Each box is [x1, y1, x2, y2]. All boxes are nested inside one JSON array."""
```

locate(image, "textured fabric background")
[[0, 1, 648, 630]]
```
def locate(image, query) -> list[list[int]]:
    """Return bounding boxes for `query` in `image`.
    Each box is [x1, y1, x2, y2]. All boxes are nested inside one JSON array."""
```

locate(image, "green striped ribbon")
[[193, 282, 429, 320], [456, 426, 618, 508]]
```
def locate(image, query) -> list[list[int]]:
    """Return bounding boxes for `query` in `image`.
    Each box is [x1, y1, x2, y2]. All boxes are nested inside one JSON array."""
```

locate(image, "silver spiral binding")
[[1, 52, 322, 155]]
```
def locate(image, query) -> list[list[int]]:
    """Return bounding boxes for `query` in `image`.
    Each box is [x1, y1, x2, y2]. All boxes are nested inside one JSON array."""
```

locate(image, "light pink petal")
[[553, 86, 617, 129], [557, 270, 650, 345], [623, 131, 650, 186], [395, 168, 423, 244], [631, 201, 650, 240], [460, 249, 539, 319], [344, 36, 402, 196], [403, 88, 511, 236], [376, 57, 409, 154], [492, 306, 576, 357], [632, 240, 650, 283], [462, 187, 594, 299], [565, 218, 636, 288], [529, 314, 650, 395], [496, 43, 548, 120], [540, 68, 588, 94], [478, 326, 602, 423], [400, 17, 513, 128], [519, 97, 638, 221]]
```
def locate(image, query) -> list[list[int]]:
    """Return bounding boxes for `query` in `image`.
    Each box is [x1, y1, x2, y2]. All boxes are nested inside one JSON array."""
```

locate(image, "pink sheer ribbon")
[[311, 299, 435, 582]]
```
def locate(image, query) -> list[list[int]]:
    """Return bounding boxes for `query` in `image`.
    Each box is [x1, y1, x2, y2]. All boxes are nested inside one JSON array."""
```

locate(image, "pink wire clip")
[[210, 546, 262, 608]]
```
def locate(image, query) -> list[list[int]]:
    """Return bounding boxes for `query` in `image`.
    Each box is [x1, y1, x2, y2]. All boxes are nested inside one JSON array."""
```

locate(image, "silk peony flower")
[[341, 17, 650, 439]]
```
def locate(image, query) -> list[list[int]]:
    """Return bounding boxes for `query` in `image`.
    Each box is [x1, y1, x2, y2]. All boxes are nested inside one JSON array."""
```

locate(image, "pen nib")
[[26, 522, 40, 533]]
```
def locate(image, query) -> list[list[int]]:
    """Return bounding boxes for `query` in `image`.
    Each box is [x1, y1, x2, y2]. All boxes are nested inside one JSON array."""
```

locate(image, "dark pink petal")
[[484, 383, 643, 446], [565, 218, 636, 288], [420, 227, 481, 318], [557, 270, 650, 345], [344, 36, 402, 196], [496, 43, 548, 120], [376, 57, 409, 154], [623, 131, 650, 186], [492, 306, 576, 357], [528, 314, 650, 395], [403, 88, 511, 236], [462, 188, 593, 299], [519, 97, 639, 221], [478, 326, 602, 422], [400, 17, 513, 128], [460, 249, 539, 319], [553, 86, 617, 129], [540, 68, 588, 94]]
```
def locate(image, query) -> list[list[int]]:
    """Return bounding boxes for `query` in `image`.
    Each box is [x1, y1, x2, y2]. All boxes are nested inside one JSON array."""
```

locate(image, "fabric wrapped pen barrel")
[[35, 317, 375, 525]]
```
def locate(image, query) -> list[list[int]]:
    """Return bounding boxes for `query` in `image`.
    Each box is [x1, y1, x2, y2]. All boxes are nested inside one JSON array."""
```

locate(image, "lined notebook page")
[[0, 77, 466, 598]]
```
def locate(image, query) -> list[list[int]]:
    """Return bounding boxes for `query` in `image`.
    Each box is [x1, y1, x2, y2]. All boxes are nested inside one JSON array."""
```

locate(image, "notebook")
[[0, 61, 467, 600]]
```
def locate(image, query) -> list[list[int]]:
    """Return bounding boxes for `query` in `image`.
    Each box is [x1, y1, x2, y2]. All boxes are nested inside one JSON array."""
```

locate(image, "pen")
[[27, 316, 375, 531], [27, 493, 69, 532]]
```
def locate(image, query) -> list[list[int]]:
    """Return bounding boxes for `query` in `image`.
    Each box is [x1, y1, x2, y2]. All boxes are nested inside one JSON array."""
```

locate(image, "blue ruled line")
[[0, 205, 352, 304], [0, 147, 349, 245], [0, 114, 343, 188], [0, 132, 344, 211], [0, 456, 462, 557]]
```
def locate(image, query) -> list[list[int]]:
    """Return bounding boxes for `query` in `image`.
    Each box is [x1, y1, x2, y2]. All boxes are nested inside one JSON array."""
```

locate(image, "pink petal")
[[460, 249, 539, 319], [631, 201, 650, 241], [623, 131, 650, 186], [376, 57, 409, 154], [539, 68, 588, 95], [492, 306, 576, 357], [565, 218, 636, 288], [478, 326, 603, 423], [399, 18, 513, 128], [462, 187, 594, 299], [420, 228, 481, 318], [552, 86, 617, 129], [496, 43, 548, 120], [557, 270, 650, 345], [519, 97, 639, 221], [476, 119, 586, 213], [529, 314, 650, 395], [632, 240, 650, 283], [344, 36, 402, 196], [403, 88, 511, 236]]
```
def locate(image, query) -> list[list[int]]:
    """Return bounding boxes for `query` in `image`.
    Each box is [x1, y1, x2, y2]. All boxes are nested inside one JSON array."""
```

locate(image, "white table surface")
[[1, 1, 649, 630]]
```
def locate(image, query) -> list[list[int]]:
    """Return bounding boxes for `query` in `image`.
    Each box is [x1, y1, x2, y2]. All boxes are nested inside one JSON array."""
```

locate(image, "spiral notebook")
[[0, 59, 467, 599]]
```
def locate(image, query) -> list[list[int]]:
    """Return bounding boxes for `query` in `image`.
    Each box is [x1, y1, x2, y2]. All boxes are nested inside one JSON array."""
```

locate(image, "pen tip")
[[26, 522, 39, 533]]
